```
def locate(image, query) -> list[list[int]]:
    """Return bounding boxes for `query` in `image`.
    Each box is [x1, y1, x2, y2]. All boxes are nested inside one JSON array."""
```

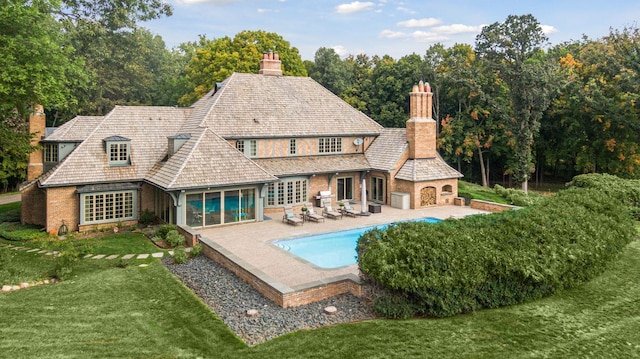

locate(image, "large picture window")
[[186, 188, 256, 227], [82, 190, 135, 224], [267, 178, 307, 207]]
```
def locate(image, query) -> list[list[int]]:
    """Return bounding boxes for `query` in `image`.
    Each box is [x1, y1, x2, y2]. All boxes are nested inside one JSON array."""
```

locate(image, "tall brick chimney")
[[258, 50, 283, 76], [27, 104, 46, 181], [406, 81, 437, 159]]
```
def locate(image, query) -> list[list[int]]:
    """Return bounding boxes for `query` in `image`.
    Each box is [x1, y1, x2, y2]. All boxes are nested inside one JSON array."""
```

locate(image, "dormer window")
[[103, 136, 131, 166]]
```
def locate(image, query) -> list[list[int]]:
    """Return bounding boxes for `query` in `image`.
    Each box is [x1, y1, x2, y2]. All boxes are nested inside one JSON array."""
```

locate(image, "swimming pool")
[[273, 217, 442, 269]]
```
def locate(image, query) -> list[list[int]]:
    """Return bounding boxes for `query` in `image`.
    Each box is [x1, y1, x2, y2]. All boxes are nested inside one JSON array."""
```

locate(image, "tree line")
[[1, 1, 638, 191]]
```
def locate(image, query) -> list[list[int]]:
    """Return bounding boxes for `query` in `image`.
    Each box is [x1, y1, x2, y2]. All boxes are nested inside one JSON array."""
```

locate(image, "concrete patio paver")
[[199, 204, 487, 291]]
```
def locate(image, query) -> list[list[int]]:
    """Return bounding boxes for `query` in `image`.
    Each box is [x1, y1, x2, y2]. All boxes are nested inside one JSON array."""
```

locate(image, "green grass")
[[0, 247, 54, 285], [1, 239, 639, 358], [458, 181, 511, 204], [0, 202, 21, 223], [0, 232, 161, 255]]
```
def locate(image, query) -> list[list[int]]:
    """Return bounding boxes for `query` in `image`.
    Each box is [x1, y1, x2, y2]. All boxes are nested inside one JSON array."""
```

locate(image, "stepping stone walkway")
[[92, 254, 106, 259], [121, 254, 135, 259], [106, 255, 119, 260], [136, 254, 149, 259]]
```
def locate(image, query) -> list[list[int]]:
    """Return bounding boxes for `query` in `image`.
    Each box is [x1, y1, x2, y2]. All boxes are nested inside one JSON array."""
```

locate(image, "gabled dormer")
[[167, 134, 191, 159], [103, 135, 131, 166]]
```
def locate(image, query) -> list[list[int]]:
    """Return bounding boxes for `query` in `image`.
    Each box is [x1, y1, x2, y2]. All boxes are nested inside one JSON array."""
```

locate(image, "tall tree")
[[180, 31, 307, 106], [0, 0, 85, 189], [307, 47, 353, 95], [475, 14, 560, 192]]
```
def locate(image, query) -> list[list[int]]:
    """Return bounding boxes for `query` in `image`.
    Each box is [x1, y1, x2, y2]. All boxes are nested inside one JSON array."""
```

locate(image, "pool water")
[[273, 217, 442, 269]]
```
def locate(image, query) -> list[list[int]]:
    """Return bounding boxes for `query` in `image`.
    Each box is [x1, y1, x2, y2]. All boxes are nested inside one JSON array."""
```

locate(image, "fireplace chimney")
[[406, 81, 437, 159], [258, 50, 283, 76], [27, 104, 45, 181]]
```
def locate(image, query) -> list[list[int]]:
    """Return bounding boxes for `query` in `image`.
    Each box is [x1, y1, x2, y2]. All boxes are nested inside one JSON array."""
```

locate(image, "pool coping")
[[197, 204, 488, 307]]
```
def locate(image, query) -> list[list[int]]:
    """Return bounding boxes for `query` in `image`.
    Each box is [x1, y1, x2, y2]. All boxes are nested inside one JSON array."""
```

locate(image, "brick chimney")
[[27, 104, 45, 181], [258, 50, 283, 76], [406, 81, 437, 159]]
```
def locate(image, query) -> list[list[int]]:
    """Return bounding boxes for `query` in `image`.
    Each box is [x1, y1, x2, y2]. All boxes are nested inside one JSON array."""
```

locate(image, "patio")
[[197, 204, 488, 307]]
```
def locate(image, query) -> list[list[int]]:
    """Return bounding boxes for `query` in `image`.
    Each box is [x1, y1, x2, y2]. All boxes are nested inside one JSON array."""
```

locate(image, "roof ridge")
[[166, 129, 207, 189]]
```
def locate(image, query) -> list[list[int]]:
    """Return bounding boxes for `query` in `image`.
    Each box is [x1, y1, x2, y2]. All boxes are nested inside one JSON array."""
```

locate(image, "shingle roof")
[[39, 106, 190, 187], [197, 73, 383, 138], [365, 128, 408, 171], [43, 116, 103, 142], [395, 156, 464, 182], [146, 129, 277, 190], [254, 154, 371, 177]]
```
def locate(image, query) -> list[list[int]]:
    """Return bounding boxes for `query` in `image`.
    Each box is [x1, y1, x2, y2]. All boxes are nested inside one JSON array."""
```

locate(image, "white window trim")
[[266, 177, 308, 208], [108, 141, 130, 166], [80, 190, 136, 225]]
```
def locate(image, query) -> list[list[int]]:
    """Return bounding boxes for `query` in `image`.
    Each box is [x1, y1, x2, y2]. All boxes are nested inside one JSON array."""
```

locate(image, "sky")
[[143, 0, 640, 60]]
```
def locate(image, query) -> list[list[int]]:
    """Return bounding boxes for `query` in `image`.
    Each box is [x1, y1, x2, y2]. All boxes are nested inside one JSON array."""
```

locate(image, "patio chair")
[[304, 203, 325, 223], [323, 204, 343, 220], [282, 205, 303, 226], [340, 203, 359, 218]]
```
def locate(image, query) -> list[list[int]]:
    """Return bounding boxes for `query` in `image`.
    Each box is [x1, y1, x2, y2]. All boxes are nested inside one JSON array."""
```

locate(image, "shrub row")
[[358, 179, 636, 318], [493, 184, 545, 206]]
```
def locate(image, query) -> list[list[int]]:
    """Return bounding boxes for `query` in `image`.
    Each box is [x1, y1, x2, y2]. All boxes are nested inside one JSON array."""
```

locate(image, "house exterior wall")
[[232, 135, 376, 158], [45, 186, 78, 234], [20, 184, 46, 228], [140, 182, 155, 213]]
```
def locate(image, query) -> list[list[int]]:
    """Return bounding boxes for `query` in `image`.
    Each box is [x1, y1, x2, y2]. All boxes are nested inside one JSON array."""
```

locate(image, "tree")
[[475, 14, 560, 192], [307, 47, 353, 95], [0, 0, 85, 188], [179, 30, 307, 106]]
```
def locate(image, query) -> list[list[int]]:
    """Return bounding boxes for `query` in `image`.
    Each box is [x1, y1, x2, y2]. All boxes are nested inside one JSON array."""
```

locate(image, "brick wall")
[[200, 239, 362, 308], [394, 178, 458, 208], [470, 199, 520, 212], [140, 183, 155, 213], [20, 183, 46, 227], [45, 186, 78, 234]]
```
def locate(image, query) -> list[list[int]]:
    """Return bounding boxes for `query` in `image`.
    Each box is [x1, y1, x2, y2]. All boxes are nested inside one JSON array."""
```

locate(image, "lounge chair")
[[323, 204, 343, 220], [304, 203, 325, 223], [283, 205, 303, 226], [341, 203, 359, 217]]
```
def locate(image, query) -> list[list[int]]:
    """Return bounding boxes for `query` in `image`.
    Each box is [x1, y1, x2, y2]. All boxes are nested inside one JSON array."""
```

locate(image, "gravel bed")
[[163, 256, 376, 345]]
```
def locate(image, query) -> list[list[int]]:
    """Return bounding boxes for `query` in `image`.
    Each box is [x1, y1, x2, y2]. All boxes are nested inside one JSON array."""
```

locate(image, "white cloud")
[[432, 24, 485, 35], [396, 6, 415, 14], [257, 8, 279, 13], [336, 1, 376, 15], [411, 31, 448, 43], [540, 24, 558, 35], [379, 29, 409, 39], [332, 45, 348, 57], [397, 18, 441, 28]]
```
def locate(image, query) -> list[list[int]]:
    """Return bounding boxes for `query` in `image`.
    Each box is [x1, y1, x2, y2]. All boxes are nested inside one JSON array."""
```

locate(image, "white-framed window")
[[318, 137, 342, 154], [236, 139, 258, 158], [81, 190, 136, 224], [289, 139, 297, 155], [267, 178, 308, 207], [43, 143, 58, 162]]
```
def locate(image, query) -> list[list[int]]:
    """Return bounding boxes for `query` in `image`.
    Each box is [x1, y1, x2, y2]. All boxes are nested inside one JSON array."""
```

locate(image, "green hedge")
[[358, 179, 636, 318]]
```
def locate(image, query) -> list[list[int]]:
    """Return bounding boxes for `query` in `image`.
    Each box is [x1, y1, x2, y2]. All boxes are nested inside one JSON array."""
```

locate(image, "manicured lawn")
[[1, 239, 639, 358], [458, 181, 510, 204], [0, 232, 161, 255], [0, 246, 54, 285]]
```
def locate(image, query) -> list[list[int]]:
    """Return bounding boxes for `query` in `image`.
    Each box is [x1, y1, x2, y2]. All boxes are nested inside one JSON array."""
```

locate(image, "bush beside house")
[[358, 174, 638, 318]]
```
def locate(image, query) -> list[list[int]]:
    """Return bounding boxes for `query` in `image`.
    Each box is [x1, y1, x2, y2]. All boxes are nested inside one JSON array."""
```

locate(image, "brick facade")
[[20, 183, 46, 227], [45, 186, 78, 234]]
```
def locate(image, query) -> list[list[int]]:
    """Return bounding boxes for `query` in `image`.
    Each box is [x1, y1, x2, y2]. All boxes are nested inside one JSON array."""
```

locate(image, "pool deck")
[[198, 204, 488, 297]]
